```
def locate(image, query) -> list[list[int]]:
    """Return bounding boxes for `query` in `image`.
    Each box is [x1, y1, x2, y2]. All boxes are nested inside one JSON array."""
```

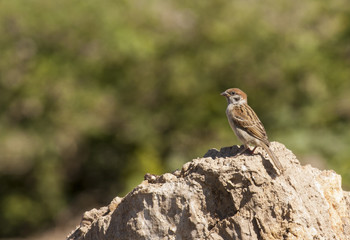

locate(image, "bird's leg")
[[250, 146, 257, 154], [237, 145, 250, 155], [238, 145, 257, 155]]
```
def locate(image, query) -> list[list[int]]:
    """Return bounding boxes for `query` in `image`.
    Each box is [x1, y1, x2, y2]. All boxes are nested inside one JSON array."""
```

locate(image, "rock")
[[66, 142, 350, 240]]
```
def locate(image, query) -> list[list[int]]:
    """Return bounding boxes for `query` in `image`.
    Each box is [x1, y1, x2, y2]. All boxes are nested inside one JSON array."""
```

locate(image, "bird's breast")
[[225, 104, 237, 129]]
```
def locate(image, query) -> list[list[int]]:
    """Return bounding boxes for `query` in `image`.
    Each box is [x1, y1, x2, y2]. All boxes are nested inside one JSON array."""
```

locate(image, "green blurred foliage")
[[0, 0, 350, 237]]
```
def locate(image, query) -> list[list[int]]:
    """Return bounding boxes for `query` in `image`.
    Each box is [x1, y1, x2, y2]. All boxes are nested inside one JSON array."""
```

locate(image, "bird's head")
[[220, 88, 247, 105]]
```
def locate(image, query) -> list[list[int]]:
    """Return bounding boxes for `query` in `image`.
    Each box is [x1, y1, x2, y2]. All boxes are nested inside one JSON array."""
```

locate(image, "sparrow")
[[221, 88, 283, 174]]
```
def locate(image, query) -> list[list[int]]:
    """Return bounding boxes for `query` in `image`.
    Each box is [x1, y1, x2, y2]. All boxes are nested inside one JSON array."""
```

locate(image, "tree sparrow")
[[221, 88, 283, 174]]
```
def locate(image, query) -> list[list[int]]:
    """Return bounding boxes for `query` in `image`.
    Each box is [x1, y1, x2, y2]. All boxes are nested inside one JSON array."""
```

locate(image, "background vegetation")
[[0, 0, 350, 237]]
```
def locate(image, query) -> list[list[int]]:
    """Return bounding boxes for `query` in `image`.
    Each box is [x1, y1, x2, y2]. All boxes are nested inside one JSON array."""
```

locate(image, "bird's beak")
[[220, 91, 228, 97]]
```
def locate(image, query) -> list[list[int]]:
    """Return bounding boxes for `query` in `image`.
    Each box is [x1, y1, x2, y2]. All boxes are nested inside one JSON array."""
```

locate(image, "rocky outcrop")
[[67, 142, 350, 240]]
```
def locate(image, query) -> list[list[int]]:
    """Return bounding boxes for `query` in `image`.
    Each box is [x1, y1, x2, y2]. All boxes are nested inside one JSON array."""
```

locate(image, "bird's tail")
[[261, 143, 284, 174]]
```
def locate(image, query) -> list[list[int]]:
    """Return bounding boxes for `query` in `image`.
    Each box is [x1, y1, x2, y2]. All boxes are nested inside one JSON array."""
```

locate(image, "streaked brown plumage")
[[221, 88, 284, 174]]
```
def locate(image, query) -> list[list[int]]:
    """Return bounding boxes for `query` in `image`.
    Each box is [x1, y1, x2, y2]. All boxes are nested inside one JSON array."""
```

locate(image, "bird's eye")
[[230, 91, 235, 95]]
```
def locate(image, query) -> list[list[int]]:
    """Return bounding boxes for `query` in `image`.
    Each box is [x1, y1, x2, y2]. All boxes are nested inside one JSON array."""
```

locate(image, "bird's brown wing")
[[231, 104, 270, 146]]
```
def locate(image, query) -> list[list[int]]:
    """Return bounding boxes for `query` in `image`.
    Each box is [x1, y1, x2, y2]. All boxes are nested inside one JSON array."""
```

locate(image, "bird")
[[220, 88, 283, 174]]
